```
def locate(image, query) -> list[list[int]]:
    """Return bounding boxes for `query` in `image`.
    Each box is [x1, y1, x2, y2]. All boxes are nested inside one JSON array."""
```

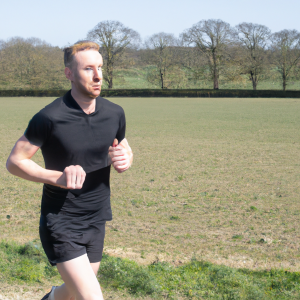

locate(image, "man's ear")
[[65, 67, 73, 81]]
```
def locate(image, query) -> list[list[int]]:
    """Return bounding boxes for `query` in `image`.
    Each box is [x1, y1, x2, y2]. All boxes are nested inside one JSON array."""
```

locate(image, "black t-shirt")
[[24, 90, 126, 220]]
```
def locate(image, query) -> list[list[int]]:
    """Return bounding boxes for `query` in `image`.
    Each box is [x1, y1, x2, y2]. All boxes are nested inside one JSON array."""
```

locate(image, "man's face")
[[66, 49, 103, 99]]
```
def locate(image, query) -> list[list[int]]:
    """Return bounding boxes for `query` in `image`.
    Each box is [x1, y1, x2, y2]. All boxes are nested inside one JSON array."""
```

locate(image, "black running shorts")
[[39, 213, 106, 266]]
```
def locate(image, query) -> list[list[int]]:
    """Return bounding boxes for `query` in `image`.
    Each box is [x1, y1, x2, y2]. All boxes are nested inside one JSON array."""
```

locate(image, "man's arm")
[[6, 135, 85, 189], [108, 138, 133, 173]]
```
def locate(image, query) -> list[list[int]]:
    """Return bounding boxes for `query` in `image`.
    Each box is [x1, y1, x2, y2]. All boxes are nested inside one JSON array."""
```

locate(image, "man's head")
[[63, 40, 100, 69], [64, 40, 103, 99]]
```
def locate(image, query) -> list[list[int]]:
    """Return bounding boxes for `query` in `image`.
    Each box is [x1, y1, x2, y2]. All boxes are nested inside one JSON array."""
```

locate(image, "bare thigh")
[[57, 254, 103, 300], [90, 261, 100, 276]]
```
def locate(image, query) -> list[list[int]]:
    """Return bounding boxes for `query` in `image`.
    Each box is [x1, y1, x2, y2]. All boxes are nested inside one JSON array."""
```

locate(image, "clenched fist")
[[56, 165, 86, 189], [108, 138, 133, 173]]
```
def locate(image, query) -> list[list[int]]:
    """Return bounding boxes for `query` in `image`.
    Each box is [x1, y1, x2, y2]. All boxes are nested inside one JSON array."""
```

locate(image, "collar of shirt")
[[63, 90, 101, 116]]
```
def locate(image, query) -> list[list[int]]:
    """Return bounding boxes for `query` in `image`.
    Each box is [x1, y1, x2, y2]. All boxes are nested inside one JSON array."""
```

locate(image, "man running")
[[6, 41, 133, 300]]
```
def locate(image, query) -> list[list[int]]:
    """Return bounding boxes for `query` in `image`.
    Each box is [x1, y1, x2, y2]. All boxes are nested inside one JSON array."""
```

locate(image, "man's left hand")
[[108, 138, 133, 173]]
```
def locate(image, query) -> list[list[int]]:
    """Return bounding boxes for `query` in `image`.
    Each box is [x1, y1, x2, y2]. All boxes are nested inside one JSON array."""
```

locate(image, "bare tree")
[[0, 37, 68, 90], [143, 32, 184, 89], [235, 23, 271, 90], [270, 29, 300, 91], [87, 20, 141, 88], [173, 38, 209, 88], [181, 19, 234, 89]]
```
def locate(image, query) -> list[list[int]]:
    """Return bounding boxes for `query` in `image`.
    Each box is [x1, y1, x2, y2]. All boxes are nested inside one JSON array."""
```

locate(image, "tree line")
[[1, 19, 300, 91]]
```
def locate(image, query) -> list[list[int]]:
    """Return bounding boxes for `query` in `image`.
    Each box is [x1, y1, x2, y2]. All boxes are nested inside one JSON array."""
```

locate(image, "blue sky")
[[1, 0, 299, 47]]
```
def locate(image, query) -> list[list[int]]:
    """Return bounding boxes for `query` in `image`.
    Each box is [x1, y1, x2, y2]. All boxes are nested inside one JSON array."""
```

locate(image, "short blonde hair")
[[63, 40, 100, 68]]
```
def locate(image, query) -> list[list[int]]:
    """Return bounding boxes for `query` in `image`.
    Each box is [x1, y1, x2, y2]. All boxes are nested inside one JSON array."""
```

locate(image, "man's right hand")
[[56, 165, 86, 189], [6, 135, 86, 189]]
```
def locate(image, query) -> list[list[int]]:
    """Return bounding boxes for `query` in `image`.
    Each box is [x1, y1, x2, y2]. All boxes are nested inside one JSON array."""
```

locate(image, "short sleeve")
[[115, 108, 126, 143], [24, 111, 52, 147]]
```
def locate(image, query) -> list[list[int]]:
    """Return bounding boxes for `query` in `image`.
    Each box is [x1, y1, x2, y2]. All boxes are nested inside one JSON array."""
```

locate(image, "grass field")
[[0, 97, 300, 299], [102, 67, 300, 90]]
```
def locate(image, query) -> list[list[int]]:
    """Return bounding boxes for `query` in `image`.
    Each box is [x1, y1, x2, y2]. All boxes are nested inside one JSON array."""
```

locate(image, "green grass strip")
[[1, 241, 300, 299]]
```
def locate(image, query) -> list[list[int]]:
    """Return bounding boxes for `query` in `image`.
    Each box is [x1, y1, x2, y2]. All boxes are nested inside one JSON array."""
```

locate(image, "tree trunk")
[[160, 70, 164, 89], [282, 66, 286, 91], [213, 66, 219, 89], [213, 72, 219, 89], [108, 78, 113, 89], [282, 74, 286, 91], [252, 79, 257, 90], [106, 57, 114, 89], [212, 53, 219, 90], [250, 71, 257, 90], [108, 67, 113, 89]]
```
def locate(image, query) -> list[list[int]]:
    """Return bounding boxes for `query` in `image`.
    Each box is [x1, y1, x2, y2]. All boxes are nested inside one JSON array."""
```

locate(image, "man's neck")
[[71, 89, 96, 115]]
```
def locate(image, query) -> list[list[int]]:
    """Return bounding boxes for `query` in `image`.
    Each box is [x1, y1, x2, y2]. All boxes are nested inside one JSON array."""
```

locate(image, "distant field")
[[1, 97, 300, 298], [102, 67, 300, 90]]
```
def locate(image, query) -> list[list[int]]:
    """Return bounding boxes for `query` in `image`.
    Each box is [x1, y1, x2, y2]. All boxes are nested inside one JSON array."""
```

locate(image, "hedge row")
[[0, 89, 300, 98]]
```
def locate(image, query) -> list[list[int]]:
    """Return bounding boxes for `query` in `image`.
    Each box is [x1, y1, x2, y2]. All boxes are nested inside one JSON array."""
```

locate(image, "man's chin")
[[73, 85, 101, 99], [87, 88, 101, 99], [91, 89, 101, 97]]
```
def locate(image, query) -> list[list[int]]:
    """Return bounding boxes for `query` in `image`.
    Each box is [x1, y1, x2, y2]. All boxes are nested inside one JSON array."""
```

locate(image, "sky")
[[1, 0, 300, 47]]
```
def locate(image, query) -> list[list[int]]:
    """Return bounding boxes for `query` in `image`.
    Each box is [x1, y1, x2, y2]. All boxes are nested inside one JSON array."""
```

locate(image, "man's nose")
[[93, 69, 102, 82]]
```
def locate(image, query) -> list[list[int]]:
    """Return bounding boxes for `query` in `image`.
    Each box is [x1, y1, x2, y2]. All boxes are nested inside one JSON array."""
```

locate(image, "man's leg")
[[53, 254, 103, 300], [90, 261, 101, 276], [50, 262, 100, 300]]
